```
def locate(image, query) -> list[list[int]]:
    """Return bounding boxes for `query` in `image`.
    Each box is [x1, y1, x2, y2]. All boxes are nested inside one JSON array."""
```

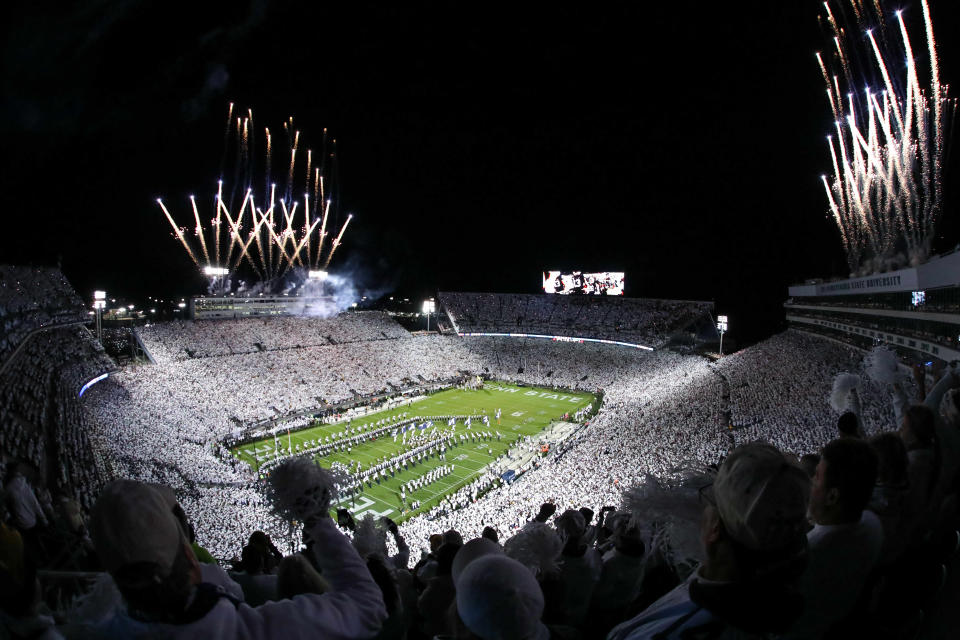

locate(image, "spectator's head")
[[452, 538, 504, 586], [248, 530, 271, 549], [610, 513, 645, 558], [443, 528, 464, 547], [428, 533, 444, 552], [58, 498, 84, 534], [809, 438, 878, 525], [554, 509, 586, 554], [837, 412, 860, 438], [900, 404, 936, 449], [702, 442, 810, 583], [481, 526, 499, 544], [435, 541, 462, 577], [90, 480, 200, 622], [240, 543, 266, 575], [869, 432, 909, 486], [456, 555, 548, 640], [578, 507, 594, 525]]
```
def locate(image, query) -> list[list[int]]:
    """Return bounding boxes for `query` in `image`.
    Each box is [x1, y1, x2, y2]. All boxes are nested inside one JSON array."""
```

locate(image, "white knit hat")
[[456, 555, 549, 640], [713, 442, 810, 551], [90, 480, 187, 585]]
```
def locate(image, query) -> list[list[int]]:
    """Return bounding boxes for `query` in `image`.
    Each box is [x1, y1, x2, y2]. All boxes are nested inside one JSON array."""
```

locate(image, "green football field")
[[231, 381, 596, 522]]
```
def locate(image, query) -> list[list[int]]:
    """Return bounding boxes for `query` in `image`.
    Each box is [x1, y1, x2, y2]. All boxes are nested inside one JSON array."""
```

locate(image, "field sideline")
[[231, 381, 596, 521]]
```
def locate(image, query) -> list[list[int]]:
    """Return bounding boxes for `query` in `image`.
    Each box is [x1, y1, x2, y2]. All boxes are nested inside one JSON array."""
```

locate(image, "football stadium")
[[3, 1, 960, 638]]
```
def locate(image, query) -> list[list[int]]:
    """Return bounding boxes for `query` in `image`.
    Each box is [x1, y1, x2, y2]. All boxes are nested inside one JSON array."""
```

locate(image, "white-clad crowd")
[[140, 311, 409, 364], [0, 266, 87, 364], [438, 291, 713, 348], [2, 276, 919, 564], [714, 331, 911, 453], [1, 324, 113, 509], [69, 312, 909, 563]]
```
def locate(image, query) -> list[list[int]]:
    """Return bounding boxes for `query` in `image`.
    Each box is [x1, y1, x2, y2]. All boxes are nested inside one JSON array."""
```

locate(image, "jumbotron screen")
[[542, 271, 625, 295]]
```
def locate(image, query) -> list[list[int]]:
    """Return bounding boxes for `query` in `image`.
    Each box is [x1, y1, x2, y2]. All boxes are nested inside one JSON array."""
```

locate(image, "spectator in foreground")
[[4, 464, 48, 554], [608, 442, 810, 640], [78, 477, 386, 639], [782, 438, 882, 639]]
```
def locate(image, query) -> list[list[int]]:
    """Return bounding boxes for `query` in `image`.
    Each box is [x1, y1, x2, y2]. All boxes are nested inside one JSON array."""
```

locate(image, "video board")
[[542, 271, 625, 295]]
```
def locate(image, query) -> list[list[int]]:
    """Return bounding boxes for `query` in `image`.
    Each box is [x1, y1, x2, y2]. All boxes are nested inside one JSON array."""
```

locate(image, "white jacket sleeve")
[[230, 518, 387, 640]]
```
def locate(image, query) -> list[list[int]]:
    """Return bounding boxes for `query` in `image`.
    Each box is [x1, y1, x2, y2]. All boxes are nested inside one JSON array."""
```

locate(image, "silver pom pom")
[[830, 372, 861, 413], [864, 346, 900, 384], [621, 472, 711, 568], [504, 522, 562, 576], [352, 514, 388, 559], [266, 458, 338, 523]]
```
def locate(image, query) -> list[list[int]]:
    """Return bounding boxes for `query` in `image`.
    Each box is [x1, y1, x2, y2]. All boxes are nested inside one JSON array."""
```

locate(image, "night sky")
[[2, 1, 959, 345]]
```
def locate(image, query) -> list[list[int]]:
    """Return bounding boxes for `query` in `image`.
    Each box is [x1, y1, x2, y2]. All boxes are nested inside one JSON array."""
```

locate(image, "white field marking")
[[355, 506, 395, 519], [511, 411, 525, 417]]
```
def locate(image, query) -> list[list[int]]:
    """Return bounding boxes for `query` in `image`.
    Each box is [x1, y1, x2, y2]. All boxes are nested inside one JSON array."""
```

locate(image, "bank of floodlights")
[[717, 315, 728, 357], [92, 291, 106, 342]]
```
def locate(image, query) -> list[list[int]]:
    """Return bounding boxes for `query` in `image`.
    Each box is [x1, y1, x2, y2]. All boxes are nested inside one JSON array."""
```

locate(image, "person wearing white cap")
[[456, 554, 550, 640], [77, 477, 387, 640], [607, 442, 810, 640]]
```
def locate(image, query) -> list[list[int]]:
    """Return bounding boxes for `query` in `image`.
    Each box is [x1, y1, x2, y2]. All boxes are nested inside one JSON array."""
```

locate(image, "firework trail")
[[158, 104, 352, 283], [818, 0, 956, 274]]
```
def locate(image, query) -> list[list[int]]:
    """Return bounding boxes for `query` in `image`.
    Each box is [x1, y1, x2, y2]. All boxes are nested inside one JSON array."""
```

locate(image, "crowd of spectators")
[[0, 266, 114, 510], [438, 292, 713, 347], [3, 274, 960, 637], [140, 312, 409, 364], [0, 266, 87, 365]]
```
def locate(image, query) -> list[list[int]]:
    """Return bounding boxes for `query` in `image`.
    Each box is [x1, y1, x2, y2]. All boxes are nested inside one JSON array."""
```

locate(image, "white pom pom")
[[865, 346, 900, 384], [504, 522, 562, 576], [266, 458, 339, 523], [352, 514, 388, 559], [621, 472, 711, 567], [830, 372, 861, 412]]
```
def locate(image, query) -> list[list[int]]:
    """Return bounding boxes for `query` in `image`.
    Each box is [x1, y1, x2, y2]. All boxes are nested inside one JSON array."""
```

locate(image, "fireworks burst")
[[158, 104, 353, 283], [818, 0, 956, 273]]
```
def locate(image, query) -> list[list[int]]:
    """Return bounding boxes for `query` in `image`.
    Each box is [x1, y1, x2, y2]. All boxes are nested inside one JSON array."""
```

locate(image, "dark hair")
[[435, 542, 461, 576], [821, 438, 879, 519], [837, 412, 860, 437], [579, 507, 594, 525], [869, 432, 908, 486], [241, 544, 266, 574], [481, 526, 499, 544]]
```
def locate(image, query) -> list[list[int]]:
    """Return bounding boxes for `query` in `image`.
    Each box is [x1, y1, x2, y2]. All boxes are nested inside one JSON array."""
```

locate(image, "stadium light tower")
[[203, 266, 230, 295], [423, 299, 436, 332], [717, 315, 728, 357], [93, 291, 106, 343]]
